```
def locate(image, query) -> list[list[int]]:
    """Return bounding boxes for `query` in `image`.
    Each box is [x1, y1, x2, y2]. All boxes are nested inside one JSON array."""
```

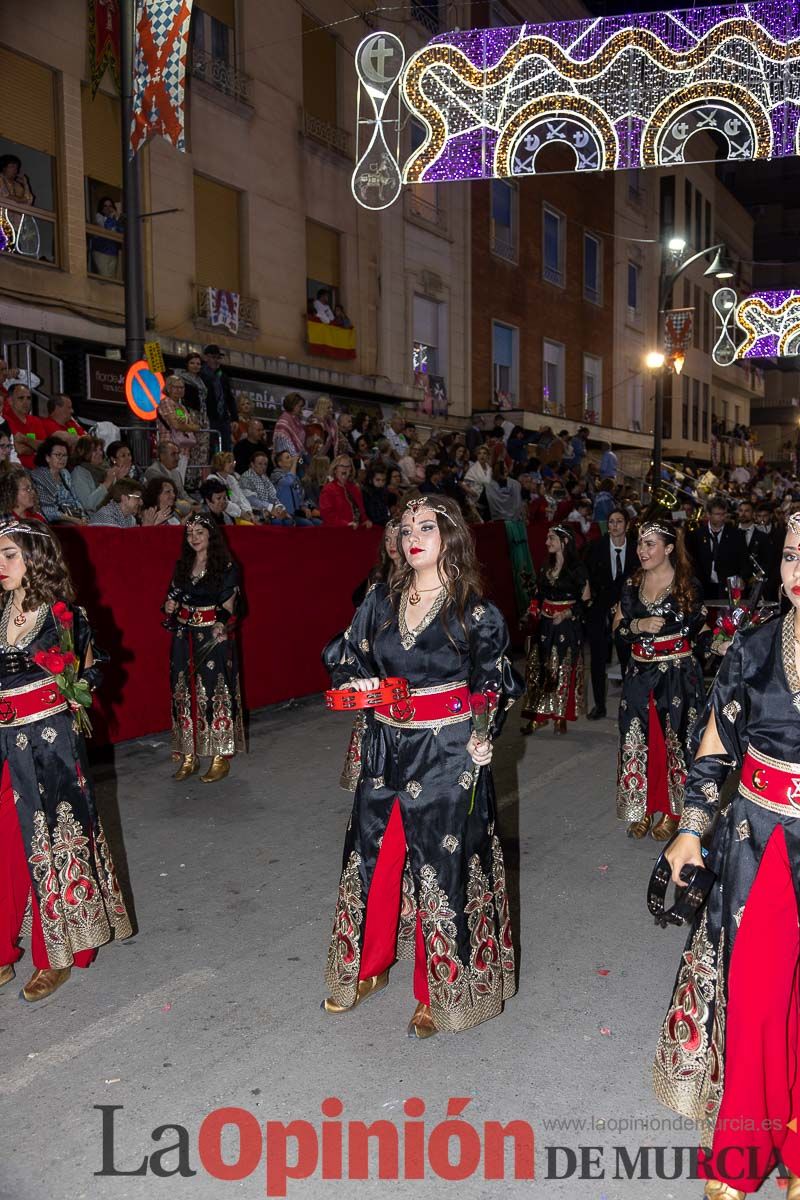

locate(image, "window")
[[684, 179, 692, 246], [190, 2, 248, 101], [413, 295, 441, 380], [629, 377, 644, 432], [692, 377, 700, 441], [663, 373, 673, 439], [627, 261, 641, 316], [681, 376, 689, 440], [194, 174, 241, 292], [694, 189, 702, 252], [301, 14, 338, 124], [583, 233, 601, 304], [543, 206, 564, 286], [0, 48, 57, 265], [705, 199, 712, 247], [81, 86, 123, 280], [694, 284, 702, 349], [628, 168, 643, 201], [702, 382, 709, 441], [542, 339, 565, 416], [306, 219, 340, 313], [491, 179, 516, 261], [582, 354, 602, 424], [492, 321, 518, 406], [408, 121, 439, 222], [412, 1, 440, 35], [704, 292, 711, 354], [660, 175, 675, 239]]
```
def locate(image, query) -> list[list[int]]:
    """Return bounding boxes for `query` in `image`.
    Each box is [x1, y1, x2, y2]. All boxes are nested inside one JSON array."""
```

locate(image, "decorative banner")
[[352, 33, 406, 210], [130, 0, 194, 156], [663, 307, 694, 370], [88, 0, 121, 96], [143, 339, 165, 373], [713, 288, 800, 363], [306, 319, 357, 360], [207, 287, 240, 335], [125, 360, 163, 421], [354, 2, 800, 208]]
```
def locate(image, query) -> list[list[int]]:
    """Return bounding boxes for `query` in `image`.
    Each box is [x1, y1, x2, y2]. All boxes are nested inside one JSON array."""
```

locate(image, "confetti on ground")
[[597, 969, 610, 976], [599, 1026, 612, 1036], [104, 1078, 121, 1084], [161, 1003, 172, 1012], [598, 864, 609, 872]]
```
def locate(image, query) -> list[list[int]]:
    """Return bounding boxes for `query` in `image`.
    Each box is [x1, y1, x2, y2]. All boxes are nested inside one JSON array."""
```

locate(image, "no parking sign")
[[125, 360, 163, 421]]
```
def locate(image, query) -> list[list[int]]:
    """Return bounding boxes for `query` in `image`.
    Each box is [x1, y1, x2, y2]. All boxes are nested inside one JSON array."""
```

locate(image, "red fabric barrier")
[[56, 521, 522, 746]]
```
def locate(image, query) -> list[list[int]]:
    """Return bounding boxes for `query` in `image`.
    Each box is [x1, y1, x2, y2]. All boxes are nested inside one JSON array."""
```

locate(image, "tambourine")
[[648, 835, 716, 928], [325, 677, 410, 712]]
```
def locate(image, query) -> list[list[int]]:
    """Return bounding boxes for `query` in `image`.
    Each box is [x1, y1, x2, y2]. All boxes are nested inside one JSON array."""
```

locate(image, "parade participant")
[[584, 508, 637, 719], [164, 515, 243, 783], [614, 519, 706, 840], [322, 495, 522, 1038], [653, 513, 800, 1198], [520, 524, 589, 735], [0, 520, 131, 1001]]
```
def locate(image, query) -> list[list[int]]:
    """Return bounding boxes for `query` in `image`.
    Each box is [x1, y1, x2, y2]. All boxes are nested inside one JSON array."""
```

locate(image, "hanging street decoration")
[[713, 288, 800, 363], [663, 308, 694, 373], [129, 0, 194, 156], [353, 1, 800, 209], [88, 0, 121, 97]]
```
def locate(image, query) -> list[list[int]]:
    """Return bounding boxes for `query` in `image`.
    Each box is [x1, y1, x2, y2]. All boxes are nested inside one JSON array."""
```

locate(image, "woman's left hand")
[[467, 731, 493, 766], [212, 622, 227, 642]]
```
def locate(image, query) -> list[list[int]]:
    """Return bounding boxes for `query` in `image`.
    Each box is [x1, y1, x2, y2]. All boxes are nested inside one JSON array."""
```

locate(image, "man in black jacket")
[[199, 344, 239, 453], [736, 499, 774, 583], [687, 498, 749, 602], [584, 508, 638, 719]]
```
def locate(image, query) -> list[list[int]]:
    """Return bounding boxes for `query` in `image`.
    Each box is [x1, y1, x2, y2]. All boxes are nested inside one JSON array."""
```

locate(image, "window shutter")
[[194, 174, 241, 293], [306, 219, 340, 288], [0, 48, 56, 155], [81, 87, 122, 188]]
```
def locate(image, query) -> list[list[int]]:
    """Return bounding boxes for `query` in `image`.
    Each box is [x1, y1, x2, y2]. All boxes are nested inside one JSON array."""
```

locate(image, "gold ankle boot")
[[200, 755, 230, 783], [22, 966, 71, 1002], [787, 1174, 800, 1200], [322, 969, 389, 1013], [651, 814, 679, 841], [627, 815, 651, 839], [174, 754, 198, 781], [0, 963, 15, 988], [703, 1181, 745, 1199], [407, 1001, 438, 1039]]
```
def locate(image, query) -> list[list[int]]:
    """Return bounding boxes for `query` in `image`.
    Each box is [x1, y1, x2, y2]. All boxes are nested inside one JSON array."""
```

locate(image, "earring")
[[446, 560, 461, 582]]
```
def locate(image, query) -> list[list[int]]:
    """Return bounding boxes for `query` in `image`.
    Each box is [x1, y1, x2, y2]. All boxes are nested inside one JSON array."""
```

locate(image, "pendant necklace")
[[11, 601, 26, 628], [408, 582, 444, 606]]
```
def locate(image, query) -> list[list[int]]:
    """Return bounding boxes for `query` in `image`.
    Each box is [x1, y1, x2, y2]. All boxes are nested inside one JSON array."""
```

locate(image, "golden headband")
[[0, 518, 52, 540], [639, 521, 674, 540], [403, 496, 458, 527], [787, 512, 800, 535]]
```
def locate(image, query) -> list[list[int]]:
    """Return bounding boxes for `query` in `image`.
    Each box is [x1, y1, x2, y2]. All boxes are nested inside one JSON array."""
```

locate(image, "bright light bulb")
[[645, 351, 666, 370], [668, 237, 686, 253]]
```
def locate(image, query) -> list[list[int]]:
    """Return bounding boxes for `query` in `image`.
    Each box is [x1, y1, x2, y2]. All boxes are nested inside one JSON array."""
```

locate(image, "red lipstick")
[[410, 547, 423, 555], [792, 586, 800, 596]]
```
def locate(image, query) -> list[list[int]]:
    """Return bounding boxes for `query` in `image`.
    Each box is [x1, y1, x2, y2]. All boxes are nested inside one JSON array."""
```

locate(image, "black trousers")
[[586, 605, 631, 711]]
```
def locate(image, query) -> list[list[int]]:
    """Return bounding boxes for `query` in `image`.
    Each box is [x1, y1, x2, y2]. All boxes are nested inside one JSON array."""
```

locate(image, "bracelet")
[[630, 618, 639, 636], [678, 829, 702, 838]]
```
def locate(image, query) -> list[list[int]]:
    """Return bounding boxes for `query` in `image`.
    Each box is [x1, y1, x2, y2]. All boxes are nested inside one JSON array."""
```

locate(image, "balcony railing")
[[194, 285, 259, 339], [86, 221, 124, 282], [302, 110, 352, 159], [190, 47, 252, 105], [490, 225, 517, 264], [0, 200, 57, 266]]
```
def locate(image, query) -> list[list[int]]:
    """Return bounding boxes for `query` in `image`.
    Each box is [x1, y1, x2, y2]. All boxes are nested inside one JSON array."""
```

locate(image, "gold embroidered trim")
[[740, 785, 800, 816], [678, 807, 713, 836], [746, 741, 800, 774], [631, 649, 692, 663], [398, 586, 448, 651], [374, 710, 471, 730]]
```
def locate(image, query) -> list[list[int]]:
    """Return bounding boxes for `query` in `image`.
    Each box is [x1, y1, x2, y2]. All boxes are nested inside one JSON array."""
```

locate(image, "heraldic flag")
[[130, 0, 194, 156]]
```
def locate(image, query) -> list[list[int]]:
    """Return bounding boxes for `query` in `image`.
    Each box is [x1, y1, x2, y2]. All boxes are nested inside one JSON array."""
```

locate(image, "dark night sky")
[[581, 0, 723, 14]]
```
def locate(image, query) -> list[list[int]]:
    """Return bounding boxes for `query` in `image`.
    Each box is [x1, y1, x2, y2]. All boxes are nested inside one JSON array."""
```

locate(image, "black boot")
[[587, 705, 607, 720]]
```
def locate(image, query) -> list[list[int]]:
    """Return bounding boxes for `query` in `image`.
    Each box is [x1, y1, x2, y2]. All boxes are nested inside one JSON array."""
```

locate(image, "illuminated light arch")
[[495, 96, 618, 177], [641, 83, 772, 167], [712, 289, 800, 362], [355, 1, 800, 209]]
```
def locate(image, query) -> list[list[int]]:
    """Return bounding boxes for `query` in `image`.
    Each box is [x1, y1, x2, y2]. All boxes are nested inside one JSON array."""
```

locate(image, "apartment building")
[[0, 0, 472, 422]]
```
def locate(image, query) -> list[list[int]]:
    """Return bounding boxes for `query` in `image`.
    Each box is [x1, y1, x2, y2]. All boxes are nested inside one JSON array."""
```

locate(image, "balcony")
[[190, 47, 252, 106], [193, 285, 259, 340], [0, 200, 57, 267], [302, 110, 352, 160]]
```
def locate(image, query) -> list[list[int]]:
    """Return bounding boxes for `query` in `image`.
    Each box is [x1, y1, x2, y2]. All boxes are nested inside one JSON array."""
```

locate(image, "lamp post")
[[649, 239, 735, 492], [120, 0, 145, 363]]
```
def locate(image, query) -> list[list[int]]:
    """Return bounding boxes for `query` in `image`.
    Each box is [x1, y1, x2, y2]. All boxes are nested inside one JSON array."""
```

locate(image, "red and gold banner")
[[130, 0, 194, 156], [88, 0, 121, 96], [306, 318, 357, 360]]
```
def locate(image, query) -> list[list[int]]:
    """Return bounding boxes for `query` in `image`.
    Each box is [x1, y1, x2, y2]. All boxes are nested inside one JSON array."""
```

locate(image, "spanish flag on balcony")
[[306, 318, 356, 360]]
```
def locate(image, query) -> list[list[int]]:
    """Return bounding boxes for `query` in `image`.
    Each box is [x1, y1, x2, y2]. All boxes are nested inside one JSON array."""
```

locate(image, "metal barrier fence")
[[114, 426, 222, 476]]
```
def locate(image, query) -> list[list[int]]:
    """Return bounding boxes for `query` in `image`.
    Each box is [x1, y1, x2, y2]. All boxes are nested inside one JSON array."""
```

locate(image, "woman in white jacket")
[[205, 451, 255, 521]]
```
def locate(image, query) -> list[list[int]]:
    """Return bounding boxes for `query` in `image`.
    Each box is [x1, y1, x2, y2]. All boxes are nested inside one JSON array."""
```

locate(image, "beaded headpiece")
[[550, 524, 573, 542], [787, 512, 800, 536], [403, 496, 458, 527], [186, 514, 216, 531], [0, 518, 52, 540], [639, 521, 675, 541]]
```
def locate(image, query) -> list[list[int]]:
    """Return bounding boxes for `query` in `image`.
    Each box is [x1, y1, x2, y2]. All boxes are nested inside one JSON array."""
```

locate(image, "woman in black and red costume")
[[0, 520, 131, 1003], [520, 523, 588, 735], [164, 515, 244, 784], [653, 512, 800, 1199], [322, 494, 523, 1038], [614, 518, 706, 841]]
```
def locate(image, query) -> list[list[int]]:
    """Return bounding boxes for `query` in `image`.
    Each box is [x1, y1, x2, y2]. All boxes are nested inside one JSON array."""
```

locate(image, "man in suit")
[[199, 344, 239, 453], [584, 508, 638, 719], [737, 499, 773, 582], [754, 500, 784, 600], [687, 498, 749, 602]]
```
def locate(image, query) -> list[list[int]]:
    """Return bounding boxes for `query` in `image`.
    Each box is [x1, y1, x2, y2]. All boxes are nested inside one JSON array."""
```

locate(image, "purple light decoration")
[[749, 290, 800, 306], [401, 0, 800, 186], [743, 335, 780, 357], [738, 290, 800, 359]]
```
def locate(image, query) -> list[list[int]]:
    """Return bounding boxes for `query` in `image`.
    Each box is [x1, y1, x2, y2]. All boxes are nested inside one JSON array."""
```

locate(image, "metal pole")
[[120, 0, 145, 362]]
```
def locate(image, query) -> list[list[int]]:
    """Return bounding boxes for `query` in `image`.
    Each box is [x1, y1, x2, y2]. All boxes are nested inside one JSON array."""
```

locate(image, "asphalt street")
[[0, 668, 729, 1200]]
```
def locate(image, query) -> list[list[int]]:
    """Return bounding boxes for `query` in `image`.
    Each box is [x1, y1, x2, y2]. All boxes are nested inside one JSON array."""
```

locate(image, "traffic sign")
[[125, 360, 163, 421]]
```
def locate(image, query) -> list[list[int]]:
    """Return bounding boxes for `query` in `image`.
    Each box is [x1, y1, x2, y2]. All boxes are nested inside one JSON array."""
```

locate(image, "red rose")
[[721, 614, 737, 636], [62, 651, 76, 666], [52, 602, 73, 626], [33, 650, 50, 668], [44, 650, 67, 674]]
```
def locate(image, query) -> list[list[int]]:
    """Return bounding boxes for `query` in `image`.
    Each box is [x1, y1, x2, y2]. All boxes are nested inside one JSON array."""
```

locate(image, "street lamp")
[[650, 239, 735, 492]]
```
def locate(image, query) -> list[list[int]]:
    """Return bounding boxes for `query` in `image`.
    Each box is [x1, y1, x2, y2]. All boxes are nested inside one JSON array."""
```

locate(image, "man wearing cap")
[[200, 345, 239, 453]]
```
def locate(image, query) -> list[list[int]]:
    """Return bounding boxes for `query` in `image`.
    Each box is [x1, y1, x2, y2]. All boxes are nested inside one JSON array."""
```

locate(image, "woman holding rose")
[[0, 520, 131, 1003]]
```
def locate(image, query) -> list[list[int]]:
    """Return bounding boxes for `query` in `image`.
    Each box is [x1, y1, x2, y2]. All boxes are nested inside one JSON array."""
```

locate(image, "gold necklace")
[[408, 582, 444, 606]]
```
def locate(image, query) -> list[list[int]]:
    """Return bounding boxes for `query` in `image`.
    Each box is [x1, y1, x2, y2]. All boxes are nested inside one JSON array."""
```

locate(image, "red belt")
[[542, 600, 575, 618], [741, 747, 800, 815], [374, 681, 471, 729], [632, 635, 690, 661], [0, 680, 68, 726], [177, 605, 217, 626]]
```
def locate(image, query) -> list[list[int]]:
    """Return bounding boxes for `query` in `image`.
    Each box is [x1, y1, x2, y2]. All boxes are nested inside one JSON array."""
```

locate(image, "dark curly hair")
[[141, 476, 176, 510], [0, 521, 76, 610], [631, 519, 697, 618], [173, 518, 232, 593], [34, 436, 70, 468], [388, 493, 484, 636]]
